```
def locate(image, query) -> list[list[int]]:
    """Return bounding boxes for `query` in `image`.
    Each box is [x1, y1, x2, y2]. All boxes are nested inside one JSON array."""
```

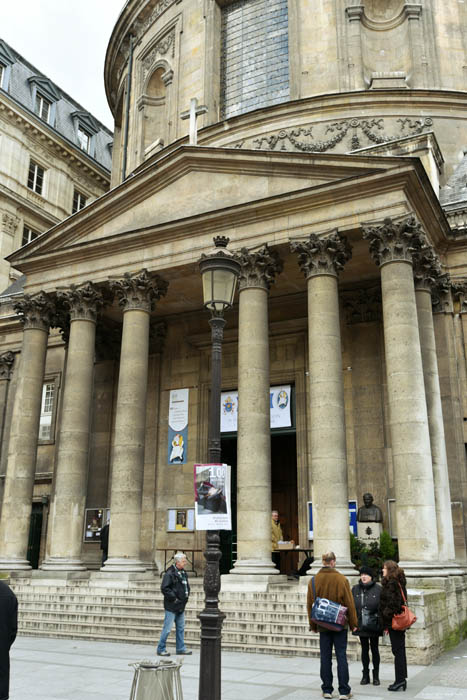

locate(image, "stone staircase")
[[9, 576, 360, 658]]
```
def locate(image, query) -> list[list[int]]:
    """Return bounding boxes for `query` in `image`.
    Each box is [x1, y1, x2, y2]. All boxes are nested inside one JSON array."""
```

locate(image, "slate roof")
[[0, 37, 113, 172]]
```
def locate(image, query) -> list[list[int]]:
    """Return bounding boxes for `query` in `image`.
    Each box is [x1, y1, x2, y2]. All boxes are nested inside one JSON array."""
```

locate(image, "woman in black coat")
[[352, 566, 382, 686], [379, 560, 408, 692]]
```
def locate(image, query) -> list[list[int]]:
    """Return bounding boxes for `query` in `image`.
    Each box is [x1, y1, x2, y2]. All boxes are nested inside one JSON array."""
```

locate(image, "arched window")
[[139, 65, 169, 160]]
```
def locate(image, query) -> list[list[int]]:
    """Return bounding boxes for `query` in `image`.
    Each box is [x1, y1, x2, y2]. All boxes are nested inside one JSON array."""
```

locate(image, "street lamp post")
[[198, 236, 240, 700]]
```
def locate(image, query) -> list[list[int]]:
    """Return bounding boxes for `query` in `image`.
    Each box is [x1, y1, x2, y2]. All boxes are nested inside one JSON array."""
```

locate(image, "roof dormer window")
[[35, 92, 52, 122], [28, 75, 59, 127], [77, 126, 91, 153], [0, 40, 15, 91]]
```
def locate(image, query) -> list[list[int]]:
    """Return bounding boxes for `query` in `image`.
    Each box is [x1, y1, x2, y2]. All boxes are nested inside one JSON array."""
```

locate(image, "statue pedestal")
[[357, 521, 382, 545]]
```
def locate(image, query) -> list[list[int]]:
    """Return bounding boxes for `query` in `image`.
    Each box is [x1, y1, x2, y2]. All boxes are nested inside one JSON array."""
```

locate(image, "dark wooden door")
[[27, 502, 43, 569]]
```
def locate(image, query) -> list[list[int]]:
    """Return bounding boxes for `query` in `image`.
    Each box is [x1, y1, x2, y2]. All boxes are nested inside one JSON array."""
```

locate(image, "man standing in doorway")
[[307, 551, 358, 700], [271, 510, 283, 570], [157, 552, 192, 656]]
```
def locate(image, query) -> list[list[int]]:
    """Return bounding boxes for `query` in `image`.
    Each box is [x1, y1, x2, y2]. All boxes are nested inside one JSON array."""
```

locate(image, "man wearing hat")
[[352, 566, 382, 686]]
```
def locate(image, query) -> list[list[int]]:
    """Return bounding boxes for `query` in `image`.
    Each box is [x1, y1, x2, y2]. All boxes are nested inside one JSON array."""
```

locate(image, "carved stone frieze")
[[57, 282, 105, 322], [362, 215, 426, 267], [136, 0, 181, 40], [290, 231, 352, 279], [228, 117, 433, 153], [432, 273, 454, 313], [235, 244, 283, 291], [0, 351, 15, 380], [141, 28, 176, 78], [14, 291, 55, 331], [1, 212, 19, 236], [111, 269, 169, 313], [450, 279, 467, 313], [412, 246, 442, 292], [342, 286, 382, 325]]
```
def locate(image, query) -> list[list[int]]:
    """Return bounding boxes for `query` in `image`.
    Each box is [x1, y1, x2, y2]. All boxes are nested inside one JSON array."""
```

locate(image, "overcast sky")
[[1, 0, 126, 131]]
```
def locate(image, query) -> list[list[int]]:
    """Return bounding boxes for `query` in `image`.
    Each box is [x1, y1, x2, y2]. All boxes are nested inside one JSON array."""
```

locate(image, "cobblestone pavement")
[[10, 635, 467, 700]]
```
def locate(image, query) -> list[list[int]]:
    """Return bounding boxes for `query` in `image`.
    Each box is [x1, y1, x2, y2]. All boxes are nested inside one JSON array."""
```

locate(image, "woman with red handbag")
[[379, 560, 410, 692]]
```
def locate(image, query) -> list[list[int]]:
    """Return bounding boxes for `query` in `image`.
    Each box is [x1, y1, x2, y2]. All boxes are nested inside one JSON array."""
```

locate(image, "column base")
[[221, 573, 287, 591], [0, 557, 32, 571], [101, 557, 147, 573], [399, 560, 466, 578], [40, 557, 87, 572], [229, 558, 280, 576], [307, 559, 358, 578]]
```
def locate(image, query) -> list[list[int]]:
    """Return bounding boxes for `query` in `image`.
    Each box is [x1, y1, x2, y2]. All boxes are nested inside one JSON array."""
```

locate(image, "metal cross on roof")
[[180, 97, 208, 146]]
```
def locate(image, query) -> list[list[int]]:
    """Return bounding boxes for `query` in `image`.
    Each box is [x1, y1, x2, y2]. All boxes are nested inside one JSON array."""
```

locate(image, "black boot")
[[388, 680, 407, 692], [360, 670, 370, 685], [372, 669, 380, 686]]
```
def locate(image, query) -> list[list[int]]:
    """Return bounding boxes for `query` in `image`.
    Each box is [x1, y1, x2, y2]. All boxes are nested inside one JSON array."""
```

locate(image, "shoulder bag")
[[310, 577, 348, 632], [360, 590, 381, 633], [391, 582, 416, 631]]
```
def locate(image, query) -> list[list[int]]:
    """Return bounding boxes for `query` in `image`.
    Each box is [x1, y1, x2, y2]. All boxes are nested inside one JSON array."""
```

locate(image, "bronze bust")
[[357, 493, 383, 523]]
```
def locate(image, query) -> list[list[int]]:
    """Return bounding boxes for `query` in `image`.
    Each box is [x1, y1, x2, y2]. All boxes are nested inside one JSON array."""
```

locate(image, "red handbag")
[[392, 583, 416, 631]]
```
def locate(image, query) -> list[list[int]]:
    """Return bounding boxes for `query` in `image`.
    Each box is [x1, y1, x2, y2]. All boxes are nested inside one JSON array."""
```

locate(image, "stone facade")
[[0, 38, 112, 291], [0, 0, 467, 661]]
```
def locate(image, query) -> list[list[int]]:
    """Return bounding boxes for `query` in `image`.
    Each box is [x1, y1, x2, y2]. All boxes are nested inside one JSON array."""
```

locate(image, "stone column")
[[0, 292, 54, 570], [413, 255, 456, 563], [363, 216, 439, 568], [41, 283, 104, 571], [291, 232, 354, 573], [104, 270, 168, 572], [227, 245, 282, 582], [0, 352, 15, 459]]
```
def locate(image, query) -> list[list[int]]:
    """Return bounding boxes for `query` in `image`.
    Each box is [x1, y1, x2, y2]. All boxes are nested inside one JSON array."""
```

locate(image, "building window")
[[35, 92, 51, 122], [77, 126, 91, 152], [0, 64, 4, 89], [72, 189, 87, 214], [39, 382, 55, 441], [221, 0, 290, 119], [27, 160, 45, 195], [22, 225, 39, 246]]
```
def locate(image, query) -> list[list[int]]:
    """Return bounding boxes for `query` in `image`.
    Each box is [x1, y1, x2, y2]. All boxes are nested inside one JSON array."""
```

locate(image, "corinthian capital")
[[412, 246, 442, 292], [14, 291, 55, 331], [236, 244, 283, 291], [111, 269, 168, 312], [362, 215, 426, 267], [0, 351, 15, 380], [57, 282, 104, 322], [432, 273, 454, 313], [290, 231, 351, 278]]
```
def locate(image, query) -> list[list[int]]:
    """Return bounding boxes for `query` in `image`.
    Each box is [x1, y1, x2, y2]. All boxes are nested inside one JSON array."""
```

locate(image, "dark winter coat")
[[351, 579, 382, 637], [0, 580, 18, 700], [379, 572, 407, 629], [161, 564, 190, 613]]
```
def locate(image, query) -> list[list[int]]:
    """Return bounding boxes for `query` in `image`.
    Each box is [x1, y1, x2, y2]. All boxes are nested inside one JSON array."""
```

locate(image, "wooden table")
[[157, 548, 203, 576], [277, 547, 313, 575]]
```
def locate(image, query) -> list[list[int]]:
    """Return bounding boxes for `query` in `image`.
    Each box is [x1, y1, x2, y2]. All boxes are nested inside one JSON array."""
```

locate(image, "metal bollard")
[[129, 659, 184, 700]]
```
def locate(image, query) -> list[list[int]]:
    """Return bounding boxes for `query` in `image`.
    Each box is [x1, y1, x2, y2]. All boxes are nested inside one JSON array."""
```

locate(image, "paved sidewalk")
[[10, 635, 467, 699]]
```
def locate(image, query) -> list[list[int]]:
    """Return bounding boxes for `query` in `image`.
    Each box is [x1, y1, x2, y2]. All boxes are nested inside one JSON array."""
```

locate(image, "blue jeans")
[[157, 610, 186, 653], [319, 629, 350, 696]]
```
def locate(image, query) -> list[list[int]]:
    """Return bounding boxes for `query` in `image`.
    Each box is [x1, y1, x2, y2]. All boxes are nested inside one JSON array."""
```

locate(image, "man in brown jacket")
[[307, 551, 358, 700]]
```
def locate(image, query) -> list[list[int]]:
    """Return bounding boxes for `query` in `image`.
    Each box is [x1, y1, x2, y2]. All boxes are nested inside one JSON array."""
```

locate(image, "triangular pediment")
[[8, 145, 417, 266]]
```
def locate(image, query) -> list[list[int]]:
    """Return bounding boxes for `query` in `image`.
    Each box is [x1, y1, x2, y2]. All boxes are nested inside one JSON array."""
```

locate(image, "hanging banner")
[[220, 384, 292, 433], [194, 463, 232, 530], [168, 388, 189, 464]]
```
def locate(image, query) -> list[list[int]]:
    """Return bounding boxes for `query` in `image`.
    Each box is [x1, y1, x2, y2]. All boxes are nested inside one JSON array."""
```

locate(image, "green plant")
[[349, 531, 399, 579]]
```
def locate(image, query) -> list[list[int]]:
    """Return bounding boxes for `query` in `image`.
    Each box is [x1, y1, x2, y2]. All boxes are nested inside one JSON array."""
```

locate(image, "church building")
[[0, 0, 466, 658]]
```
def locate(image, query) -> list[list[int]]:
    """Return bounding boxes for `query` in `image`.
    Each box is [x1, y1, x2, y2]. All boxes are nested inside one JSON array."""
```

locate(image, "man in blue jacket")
[[157, 552, 191, 656]]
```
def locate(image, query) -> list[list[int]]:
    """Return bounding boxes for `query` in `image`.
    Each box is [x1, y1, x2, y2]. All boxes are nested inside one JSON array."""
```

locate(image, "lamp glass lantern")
[[199, 237, 240, 313]]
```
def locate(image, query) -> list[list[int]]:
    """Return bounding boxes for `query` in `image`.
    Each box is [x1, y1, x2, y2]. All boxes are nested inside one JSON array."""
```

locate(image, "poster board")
[[308, 501, 358, 539], [194, 463, 232, 530], [166, 507, 195, 532]]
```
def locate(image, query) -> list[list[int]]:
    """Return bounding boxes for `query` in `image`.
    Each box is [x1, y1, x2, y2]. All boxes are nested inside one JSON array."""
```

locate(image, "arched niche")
[[138, 60, 173, 162]]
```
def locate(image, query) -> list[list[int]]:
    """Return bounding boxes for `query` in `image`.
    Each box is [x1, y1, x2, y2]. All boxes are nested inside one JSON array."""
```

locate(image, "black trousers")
[[388, 629, 407, 682], [360, 635, 380, 672]]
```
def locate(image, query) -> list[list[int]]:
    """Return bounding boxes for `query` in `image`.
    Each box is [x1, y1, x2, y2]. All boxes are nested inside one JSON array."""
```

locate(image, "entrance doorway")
[[219, 432, 297, 575], [27, 502, 43, 569]]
